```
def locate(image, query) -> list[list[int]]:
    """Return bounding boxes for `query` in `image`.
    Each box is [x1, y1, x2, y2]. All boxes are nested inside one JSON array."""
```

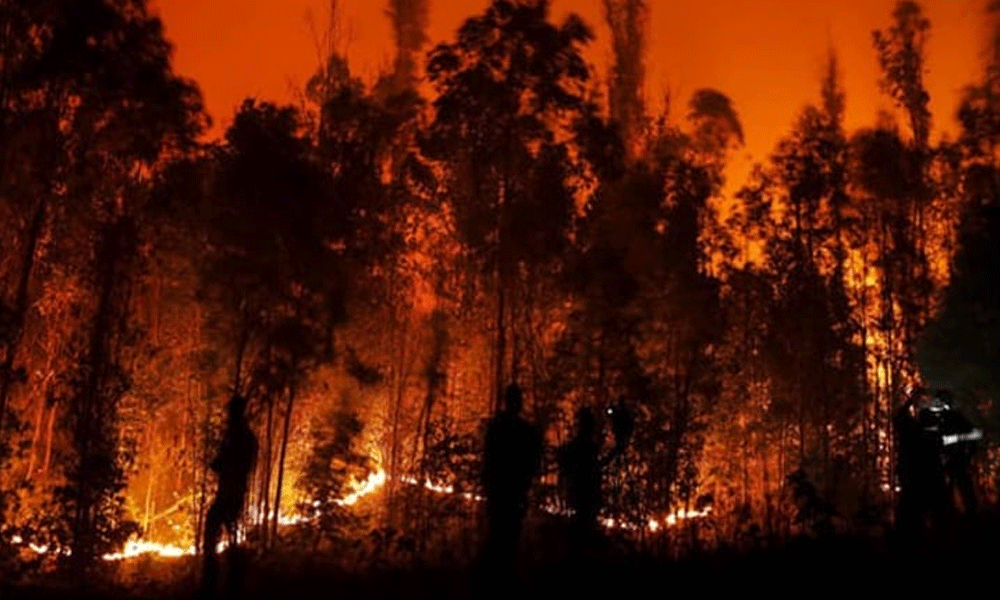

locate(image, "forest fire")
[[8, 465, 711, 563], [335, 470, 389, 507], [106, 468, 710, 561], [3, 0, 1000, 596]]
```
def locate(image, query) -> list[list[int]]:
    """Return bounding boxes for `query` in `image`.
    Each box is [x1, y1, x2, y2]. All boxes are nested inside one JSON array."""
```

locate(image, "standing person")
[[916, 394, 953, 530], [606, 400, 634, 464], [201, 395, 258, 599], [894, 389, 947, 539], [935, 390, 982, 518], [559, 408, 602, 544], [480, 383, 542, 582]]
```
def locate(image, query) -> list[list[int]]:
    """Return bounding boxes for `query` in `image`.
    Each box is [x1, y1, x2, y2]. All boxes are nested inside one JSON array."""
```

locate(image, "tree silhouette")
[[0, 0, 206, 578], [603, 0, 648, 159], [423, 0, 595, 406]]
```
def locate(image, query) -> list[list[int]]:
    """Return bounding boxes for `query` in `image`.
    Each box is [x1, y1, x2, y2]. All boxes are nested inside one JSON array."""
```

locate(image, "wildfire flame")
[[11, 468, 712, 562], [335, 469, 388, 507]]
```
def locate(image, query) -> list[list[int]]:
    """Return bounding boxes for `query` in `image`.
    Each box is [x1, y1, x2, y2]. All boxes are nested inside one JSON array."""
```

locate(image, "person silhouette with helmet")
[[201, 394, 258, 599], [933, 389, 981, 518], [915, 392, 955, 530], [481, 383, 542, 581]]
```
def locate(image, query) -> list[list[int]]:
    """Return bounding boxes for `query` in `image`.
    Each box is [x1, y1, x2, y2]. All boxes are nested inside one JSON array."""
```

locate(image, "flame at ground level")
[[11, 468, 712, 561]]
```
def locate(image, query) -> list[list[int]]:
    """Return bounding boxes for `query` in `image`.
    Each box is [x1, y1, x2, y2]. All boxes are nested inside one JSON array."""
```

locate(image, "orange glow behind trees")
[[152, 0, 985, 165]]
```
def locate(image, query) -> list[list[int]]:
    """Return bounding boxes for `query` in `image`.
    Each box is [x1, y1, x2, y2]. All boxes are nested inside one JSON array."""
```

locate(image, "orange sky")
[[152, 0, 991, 169]]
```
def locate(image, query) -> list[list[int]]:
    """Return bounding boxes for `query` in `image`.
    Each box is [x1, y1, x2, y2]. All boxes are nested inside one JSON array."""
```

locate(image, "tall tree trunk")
[[271, 381, 296, 542], [411, 310, 446, 473], [493, 167, 510, 414], [260, 389, 274, 546], [232, 302, 251, 397], [859, 241, 873, 503], [24, 360, 54, 481], [388, 316, 410, 516], [881, 216, 898, 499], [144, 420, 157, 533], [70, 217, 130, 577], [196, 379, 212, 555], [493, 268, 506, 414], [0, 198, 47, 434], [25, 394, 45, 480], [40, 401, 57, 478]]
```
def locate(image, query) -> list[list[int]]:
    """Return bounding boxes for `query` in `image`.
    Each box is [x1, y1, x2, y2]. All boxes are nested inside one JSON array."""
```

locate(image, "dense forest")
[[1, 0, 999, 587]]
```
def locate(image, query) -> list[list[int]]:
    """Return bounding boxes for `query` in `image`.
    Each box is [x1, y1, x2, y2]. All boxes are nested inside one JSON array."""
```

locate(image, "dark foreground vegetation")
[[5, 513, 997, 599]]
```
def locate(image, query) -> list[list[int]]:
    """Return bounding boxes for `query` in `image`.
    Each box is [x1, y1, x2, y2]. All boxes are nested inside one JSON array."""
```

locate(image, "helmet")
[[926, 397, 948, 413], [932, 389, 954, 410]]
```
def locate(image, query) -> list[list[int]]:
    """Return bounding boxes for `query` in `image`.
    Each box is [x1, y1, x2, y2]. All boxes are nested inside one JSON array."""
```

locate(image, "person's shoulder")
[[241, 425, 258, 442]]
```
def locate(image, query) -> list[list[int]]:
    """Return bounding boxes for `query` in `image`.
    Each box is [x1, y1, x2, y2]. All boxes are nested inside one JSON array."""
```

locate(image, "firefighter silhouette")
[[559, 407, 602, 540], [558, 402, 635, 545], [933, 390, 980, 517], [201, 394, 258, 599], [914, 393, 957, 529], [481, 383, 542, 579], [607, 400, 634, 462], [894, 389, 947, 536]]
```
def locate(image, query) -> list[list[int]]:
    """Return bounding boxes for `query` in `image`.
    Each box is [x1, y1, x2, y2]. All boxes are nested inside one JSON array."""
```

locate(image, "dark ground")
[[4, 514, 997, 599]]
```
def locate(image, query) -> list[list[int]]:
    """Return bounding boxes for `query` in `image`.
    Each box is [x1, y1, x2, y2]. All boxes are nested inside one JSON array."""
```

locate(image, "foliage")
[[295, 408, 373, 549], [423, 0, 594, 274]]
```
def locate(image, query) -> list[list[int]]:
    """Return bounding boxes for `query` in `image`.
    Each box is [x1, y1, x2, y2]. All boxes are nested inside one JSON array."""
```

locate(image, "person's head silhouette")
[[932, 389, 955, 411], [502, 383, 523, 415], [227, 394, 249, 421]]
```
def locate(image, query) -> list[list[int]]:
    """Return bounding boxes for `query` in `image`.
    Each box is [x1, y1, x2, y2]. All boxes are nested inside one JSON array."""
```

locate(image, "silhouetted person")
[[894, 389, 948, 538], [559, 408, 602, 544], [481, 383, 541, 582], [201, 395, 258, 599], [606, 400, 635, 463], [935, 390, 981, 517], [915, 395, 953, 530], [559, 403, 636, 551]]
